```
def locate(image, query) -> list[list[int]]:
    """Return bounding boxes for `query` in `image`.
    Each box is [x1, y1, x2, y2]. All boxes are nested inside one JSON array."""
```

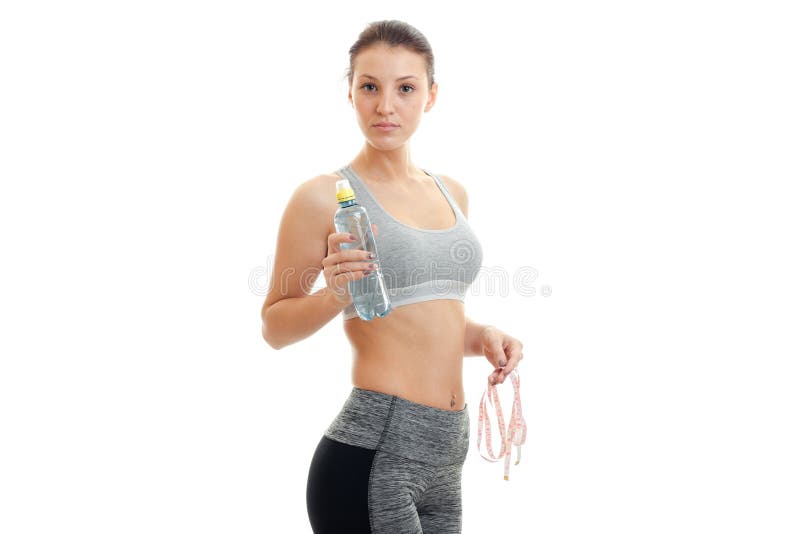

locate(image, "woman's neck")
[[353, 145, 420, 183]]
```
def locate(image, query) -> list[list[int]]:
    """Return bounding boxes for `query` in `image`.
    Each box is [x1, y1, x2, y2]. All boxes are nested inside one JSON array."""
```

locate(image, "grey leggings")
[[306, 387, 470, 533]]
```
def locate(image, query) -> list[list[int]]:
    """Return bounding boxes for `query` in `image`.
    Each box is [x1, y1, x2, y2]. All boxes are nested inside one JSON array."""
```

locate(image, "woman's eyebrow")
[[360, 74, 419, 81]]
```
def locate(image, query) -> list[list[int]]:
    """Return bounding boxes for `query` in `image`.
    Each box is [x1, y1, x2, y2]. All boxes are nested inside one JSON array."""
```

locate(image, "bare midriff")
[[344, 299, 467, 412]]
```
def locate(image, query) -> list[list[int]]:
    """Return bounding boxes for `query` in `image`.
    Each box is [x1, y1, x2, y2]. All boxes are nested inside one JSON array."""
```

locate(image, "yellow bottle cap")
[[336, 179, 355, 203]]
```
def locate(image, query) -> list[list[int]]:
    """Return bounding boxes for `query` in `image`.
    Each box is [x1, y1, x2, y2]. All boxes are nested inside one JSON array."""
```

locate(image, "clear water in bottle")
[[333, 178, 392, 320]]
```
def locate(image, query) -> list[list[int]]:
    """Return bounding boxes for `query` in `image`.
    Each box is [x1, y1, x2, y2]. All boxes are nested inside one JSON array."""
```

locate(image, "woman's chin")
[[365, 132, 412, 150]]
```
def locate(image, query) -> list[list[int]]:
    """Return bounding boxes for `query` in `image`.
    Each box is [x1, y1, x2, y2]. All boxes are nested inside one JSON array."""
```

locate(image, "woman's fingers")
[[494, 341, 524, 384], [326, 231, 353, 255], [324, 231, 372, 305], [489, 339, 522, 384]]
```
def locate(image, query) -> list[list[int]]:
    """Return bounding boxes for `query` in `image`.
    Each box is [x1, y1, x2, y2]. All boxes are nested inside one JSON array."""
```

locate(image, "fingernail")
[[499, 360, 506, 367], [349, 234, 356, 240]]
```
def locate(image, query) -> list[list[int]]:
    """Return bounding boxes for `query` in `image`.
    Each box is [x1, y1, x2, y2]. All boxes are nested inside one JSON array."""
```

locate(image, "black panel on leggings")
[[306, 435, 376, 533]]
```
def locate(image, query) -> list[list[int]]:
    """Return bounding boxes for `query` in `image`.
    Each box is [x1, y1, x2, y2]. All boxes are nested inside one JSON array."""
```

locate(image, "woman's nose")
[[376, 93, 395, 114]]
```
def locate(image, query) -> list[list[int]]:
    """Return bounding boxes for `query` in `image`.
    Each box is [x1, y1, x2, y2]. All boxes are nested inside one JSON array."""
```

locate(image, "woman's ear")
[[424, 82, 438, 112]]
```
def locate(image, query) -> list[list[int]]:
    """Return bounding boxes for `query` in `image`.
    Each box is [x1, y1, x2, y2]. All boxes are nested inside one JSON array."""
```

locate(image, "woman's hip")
[[323, 386, 470, 467]]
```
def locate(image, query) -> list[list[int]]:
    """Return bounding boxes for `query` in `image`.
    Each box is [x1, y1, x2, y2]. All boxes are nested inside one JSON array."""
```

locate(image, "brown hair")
[[345, 20, 435, 90]]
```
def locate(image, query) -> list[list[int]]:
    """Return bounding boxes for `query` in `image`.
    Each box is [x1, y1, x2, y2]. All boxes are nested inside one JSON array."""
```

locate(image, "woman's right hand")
[[322, 224, 378, 308]]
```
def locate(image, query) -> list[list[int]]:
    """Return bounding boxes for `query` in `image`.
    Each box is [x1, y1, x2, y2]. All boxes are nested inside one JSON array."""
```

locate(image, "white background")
[[1, 1, 798, 532]]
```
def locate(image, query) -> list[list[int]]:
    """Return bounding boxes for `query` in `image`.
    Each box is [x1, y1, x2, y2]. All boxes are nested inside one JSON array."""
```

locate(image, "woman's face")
[[348, 43, 437, 151]]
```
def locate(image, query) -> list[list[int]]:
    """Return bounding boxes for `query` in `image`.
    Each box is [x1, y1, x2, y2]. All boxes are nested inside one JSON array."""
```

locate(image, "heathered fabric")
[[335, 164, 483, 321], [324, 387, 470, 466], [316, 386, 470, 533]]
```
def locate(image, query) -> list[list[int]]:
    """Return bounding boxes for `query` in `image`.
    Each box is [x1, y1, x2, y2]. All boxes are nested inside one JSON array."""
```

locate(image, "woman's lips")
[[374, 124, 399, 131]]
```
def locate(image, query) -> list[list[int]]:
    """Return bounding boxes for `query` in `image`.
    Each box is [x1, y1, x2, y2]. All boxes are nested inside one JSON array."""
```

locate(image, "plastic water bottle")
[[334, 178, 392, 320]]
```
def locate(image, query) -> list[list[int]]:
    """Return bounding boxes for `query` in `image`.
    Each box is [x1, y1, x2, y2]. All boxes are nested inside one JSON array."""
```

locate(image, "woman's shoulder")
[[282, 172, 344, 235], [289, 172, 343, 207]]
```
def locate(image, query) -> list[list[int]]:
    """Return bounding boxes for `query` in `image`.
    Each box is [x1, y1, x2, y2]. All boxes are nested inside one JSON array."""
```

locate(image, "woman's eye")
[[400, 84, 414, 93], [361, 83, 376, 91]]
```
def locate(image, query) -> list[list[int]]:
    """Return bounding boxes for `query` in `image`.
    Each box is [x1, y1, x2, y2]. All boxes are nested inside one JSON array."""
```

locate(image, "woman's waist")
[[352, 355, 465, 411]]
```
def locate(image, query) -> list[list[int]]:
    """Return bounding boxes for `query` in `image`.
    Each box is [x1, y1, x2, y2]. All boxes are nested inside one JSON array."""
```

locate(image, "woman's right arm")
[[260, 176, 375, 350]]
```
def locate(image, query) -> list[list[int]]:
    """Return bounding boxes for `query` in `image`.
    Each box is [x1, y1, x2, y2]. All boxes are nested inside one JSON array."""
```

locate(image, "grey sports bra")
[[335, 164, 483, 320]]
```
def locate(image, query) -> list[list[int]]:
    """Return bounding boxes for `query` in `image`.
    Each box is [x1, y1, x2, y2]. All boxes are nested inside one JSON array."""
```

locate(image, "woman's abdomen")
[[345, 301, 467, 411]]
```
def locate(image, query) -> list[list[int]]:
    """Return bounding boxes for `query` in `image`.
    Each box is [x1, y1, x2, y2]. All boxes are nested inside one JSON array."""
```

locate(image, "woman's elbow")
[[261, 309, 285, 350]]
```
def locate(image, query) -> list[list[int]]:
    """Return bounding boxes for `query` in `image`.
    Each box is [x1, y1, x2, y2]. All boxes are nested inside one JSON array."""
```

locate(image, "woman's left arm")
[[448, 178, 524, 383], [464, 317, 525, 385]]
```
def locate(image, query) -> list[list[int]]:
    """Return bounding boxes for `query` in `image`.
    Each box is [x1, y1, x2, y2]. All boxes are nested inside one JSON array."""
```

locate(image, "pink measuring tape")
[[476, 368, 527, 480]]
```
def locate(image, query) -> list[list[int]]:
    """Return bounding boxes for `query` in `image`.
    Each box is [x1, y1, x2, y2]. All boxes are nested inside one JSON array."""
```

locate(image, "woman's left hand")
[[480, 326, 524, 385]]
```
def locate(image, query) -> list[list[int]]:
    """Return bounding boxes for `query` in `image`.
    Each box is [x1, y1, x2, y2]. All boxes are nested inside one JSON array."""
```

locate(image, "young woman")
[[260, 20, 525, 534]]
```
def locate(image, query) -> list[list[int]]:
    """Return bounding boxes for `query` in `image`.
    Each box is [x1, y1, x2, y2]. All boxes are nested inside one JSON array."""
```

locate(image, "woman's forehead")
[[353, 45, 426, 77]]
